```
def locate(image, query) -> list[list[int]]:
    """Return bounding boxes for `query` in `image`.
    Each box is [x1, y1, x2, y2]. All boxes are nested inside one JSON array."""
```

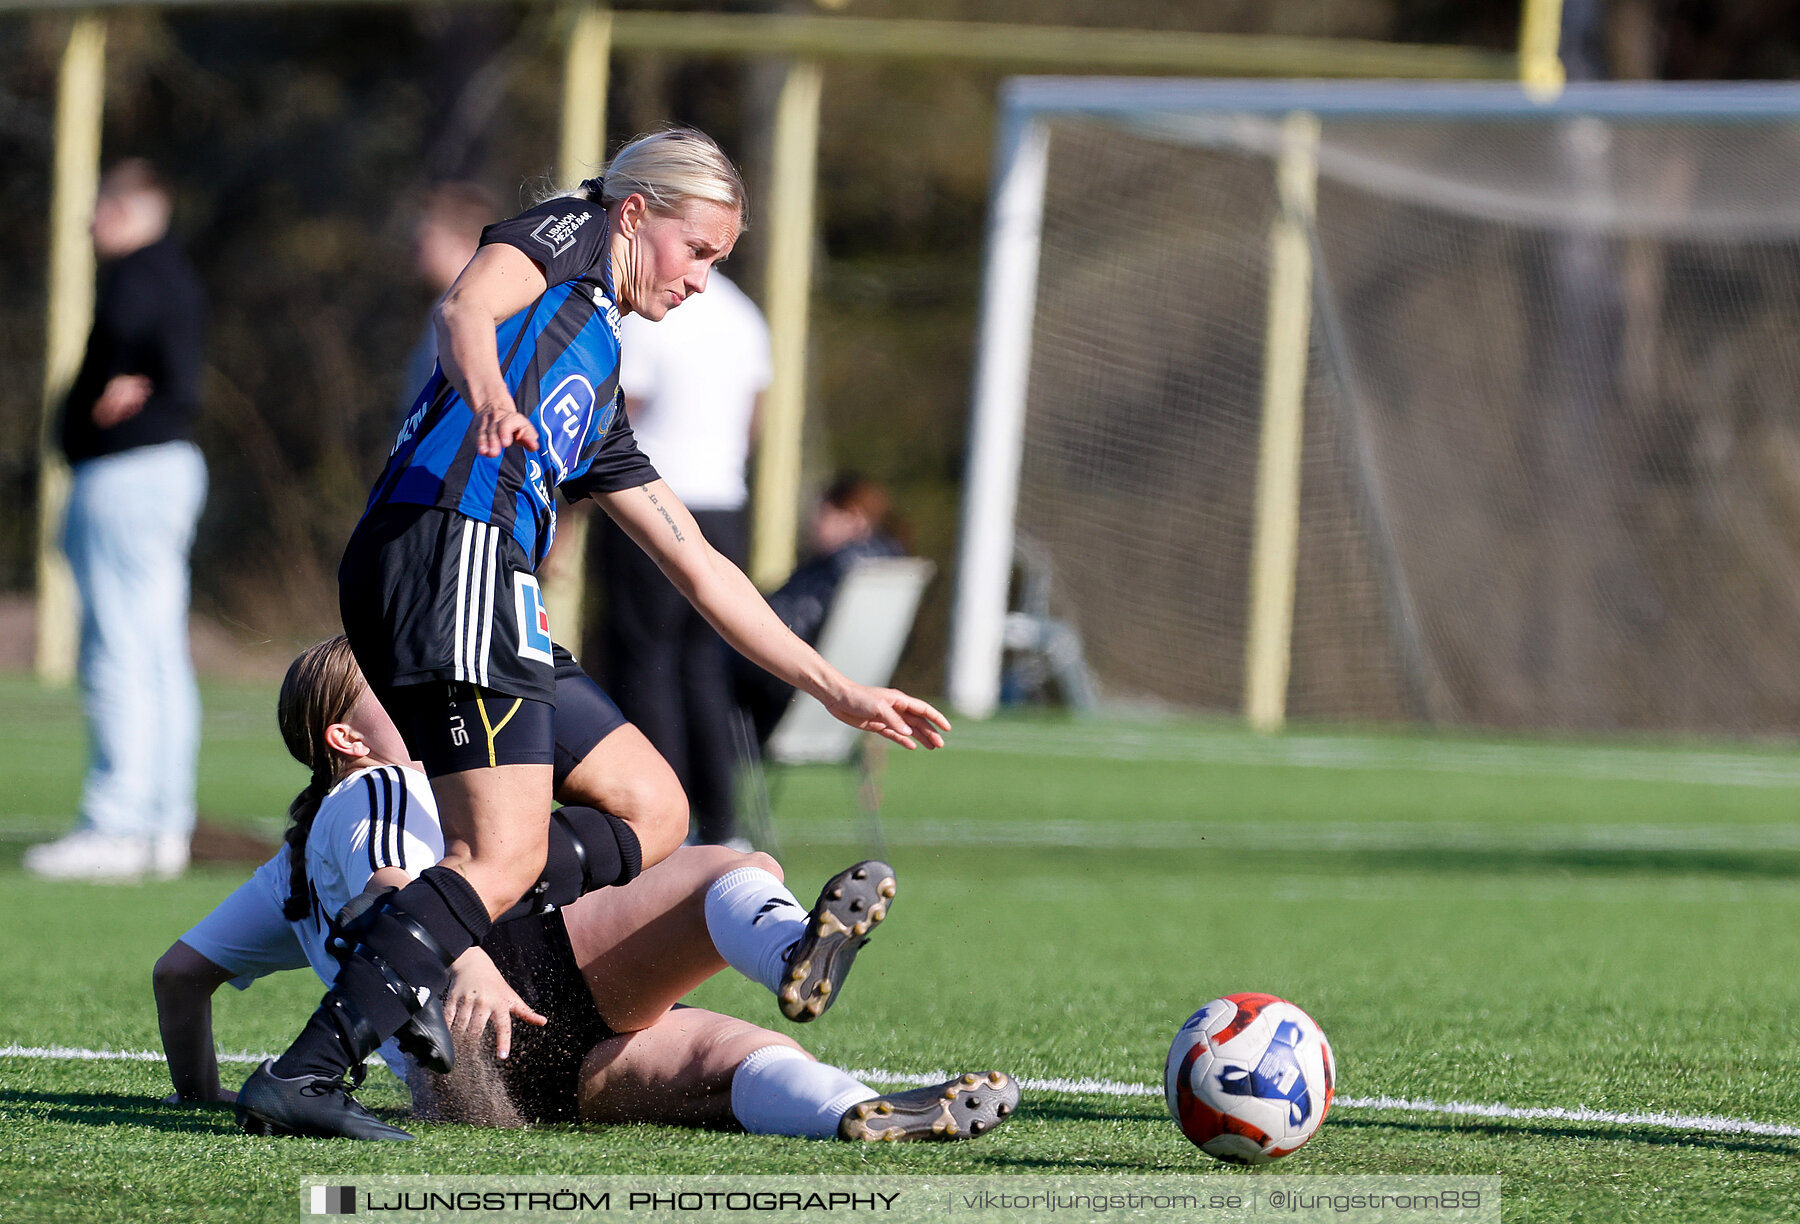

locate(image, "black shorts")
[[549, 646, 627, 790], [341, 505, 627, 781], [480, 908, 615, 1124], [340, 504, 559, 703]]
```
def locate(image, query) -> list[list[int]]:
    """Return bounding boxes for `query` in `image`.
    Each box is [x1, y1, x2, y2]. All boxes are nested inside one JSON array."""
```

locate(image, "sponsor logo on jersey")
[[530, 209, 591, 257], [514, 574, 554, 665], [391, 397, 429, 456], [539, 373, 597, 480]]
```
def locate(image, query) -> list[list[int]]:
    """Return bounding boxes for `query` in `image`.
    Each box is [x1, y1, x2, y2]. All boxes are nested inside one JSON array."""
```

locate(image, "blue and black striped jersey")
[[364, 196, 660, 570]]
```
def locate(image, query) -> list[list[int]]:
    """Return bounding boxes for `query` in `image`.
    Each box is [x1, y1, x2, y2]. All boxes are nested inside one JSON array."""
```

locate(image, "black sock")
[[272, 958, 415, 1080], [269, 868, 492, 1080], [405, 866, 494, 953]]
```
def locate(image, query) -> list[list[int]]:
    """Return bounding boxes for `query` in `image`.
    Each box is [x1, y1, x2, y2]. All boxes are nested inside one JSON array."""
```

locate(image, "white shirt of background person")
[[617, 271, 771, 511]]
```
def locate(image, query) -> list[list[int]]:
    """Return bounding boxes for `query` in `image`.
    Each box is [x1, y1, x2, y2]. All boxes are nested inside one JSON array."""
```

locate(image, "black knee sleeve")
[[553, 805, 643, 895], [494, 806, 643, 923]]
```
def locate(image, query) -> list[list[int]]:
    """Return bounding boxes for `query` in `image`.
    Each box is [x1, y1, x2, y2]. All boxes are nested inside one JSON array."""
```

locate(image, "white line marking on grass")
[[845, 1069, 1800, 1139], [848, 1069, 1162, 1098], [954, 725, 1800, 791], [780, 817, 1800, 854], [0, 1044, 269, 1064], [1333, 1095, 1800, 1139], [10, 1045, 1797, 1140]]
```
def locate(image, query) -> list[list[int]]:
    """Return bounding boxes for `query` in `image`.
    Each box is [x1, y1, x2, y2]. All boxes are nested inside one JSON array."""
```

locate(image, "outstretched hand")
[[444, 946, 546, 1061], [824, 684, 951, 750], [472, 395, 539, 459]]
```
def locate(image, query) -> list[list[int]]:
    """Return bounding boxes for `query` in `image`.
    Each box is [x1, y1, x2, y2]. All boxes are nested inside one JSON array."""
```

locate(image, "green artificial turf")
[[2, 674, 1798, 1222]]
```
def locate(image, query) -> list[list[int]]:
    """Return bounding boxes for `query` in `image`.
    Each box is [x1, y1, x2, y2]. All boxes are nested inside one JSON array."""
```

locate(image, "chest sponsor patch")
[[539, 373, 597, 480], [530, 209, 592, 257]]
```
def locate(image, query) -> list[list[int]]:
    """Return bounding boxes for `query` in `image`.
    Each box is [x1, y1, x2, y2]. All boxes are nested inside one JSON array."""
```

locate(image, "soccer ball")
[[1165, 993, 1335, 1164]]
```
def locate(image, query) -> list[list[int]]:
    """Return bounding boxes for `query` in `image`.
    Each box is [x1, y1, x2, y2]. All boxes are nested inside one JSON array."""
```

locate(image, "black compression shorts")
[[480, 908, 616, 1123], [549, 646, 626, 789], [380, 648, 626, 781], [382, 685, 555, 776]]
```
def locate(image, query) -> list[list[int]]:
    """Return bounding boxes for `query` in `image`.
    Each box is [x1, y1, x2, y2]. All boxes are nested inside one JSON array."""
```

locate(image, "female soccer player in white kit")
[[162, 639, 1014, 1140]]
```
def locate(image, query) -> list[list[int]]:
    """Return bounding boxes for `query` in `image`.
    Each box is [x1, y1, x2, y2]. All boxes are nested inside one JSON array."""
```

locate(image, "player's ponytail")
[[276, 637, 366, 921]]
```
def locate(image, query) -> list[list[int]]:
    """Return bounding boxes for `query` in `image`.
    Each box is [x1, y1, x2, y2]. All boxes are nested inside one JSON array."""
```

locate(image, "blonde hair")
[[276, 636, 367, 920], [574, 128, 748, 227]]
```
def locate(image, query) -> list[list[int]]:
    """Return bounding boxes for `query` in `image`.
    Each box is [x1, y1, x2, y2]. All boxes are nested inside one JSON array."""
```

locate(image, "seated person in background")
[[153, 639, 1018, 1143], [734, 473, 910, 745]]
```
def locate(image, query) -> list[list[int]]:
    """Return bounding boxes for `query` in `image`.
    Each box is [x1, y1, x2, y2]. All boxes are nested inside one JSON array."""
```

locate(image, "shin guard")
[[327, 889, 460, 1073]]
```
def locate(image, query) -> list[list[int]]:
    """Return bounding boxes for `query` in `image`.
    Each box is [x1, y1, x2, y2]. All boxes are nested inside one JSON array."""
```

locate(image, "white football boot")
[[152, 831, 191, 879], [23, 829, 153, 881]]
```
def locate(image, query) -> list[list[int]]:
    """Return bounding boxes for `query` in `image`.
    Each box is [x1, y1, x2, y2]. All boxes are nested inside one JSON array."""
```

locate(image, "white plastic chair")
[[739, 556, 936, 853]]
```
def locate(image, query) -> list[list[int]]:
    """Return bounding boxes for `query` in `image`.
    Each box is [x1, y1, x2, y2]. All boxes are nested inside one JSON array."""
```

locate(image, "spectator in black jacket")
[[26, 159, 208, 883]]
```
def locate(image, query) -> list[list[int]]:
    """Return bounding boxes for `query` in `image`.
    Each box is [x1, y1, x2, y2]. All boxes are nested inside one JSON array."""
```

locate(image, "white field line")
[[0, 1044, 272, 1065], [9, 819, 1796, 855], [952, 725, 1800, 790], [7, 1044, 1796, 1140], [776, 816, 1800, 854]]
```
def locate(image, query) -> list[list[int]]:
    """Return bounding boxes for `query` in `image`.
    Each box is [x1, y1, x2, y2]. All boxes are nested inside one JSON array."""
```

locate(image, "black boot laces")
[[297, 1060, 368, 1097]]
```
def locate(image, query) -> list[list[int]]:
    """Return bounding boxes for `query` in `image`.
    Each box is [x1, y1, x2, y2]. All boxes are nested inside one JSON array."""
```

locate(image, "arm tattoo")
[[643, 485, 686, 543]]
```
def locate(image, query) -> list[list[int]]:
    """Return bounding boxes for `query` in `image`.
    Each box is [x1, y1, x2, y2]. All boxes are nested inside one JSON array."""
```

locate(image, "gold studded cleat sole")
[[779, 861, 896, 1022], [838, 1072, 1020, 1142]]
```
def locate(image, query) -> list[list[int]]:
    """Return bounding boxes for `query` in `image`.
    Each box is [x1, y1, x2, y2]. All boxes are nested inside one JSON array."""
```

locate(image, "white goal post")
[[950, 79, 1800, 732]]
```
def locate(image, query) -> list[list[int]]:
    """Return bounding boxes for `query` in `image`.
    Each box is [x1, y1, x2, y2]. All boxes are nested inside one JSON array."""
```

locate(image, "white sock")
[[705, 867, 809, 995], [729, 1045, 877, 1140]]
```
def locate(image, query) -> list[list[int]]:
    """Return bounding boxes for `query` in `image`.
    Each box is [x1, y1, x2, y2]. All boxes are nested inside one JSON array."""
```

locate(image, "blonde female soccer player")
[[238, 129, 948, 1139]]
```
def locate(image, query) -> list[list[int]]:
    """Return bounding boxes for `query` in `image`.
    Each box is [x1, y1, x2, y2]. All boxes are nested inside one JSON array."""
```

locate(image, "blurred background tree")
[[0, 0, 1793, 688]]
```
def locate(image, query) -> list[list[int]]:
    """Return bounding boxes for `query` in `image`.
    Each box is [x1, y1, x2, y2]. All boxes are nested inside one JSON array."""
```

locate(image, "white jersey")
[[618, 272, 770, 511], [179, 765, 443, 1073]]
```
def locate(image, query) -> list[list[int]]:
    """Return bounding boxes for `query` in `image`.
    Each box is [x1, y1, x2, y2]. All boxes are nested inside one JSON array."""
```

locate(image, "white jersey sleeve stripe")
[[361, 769, 392, 874], [391, 767, 411, 868], [373, 769, 390, 869], [381, 768, 396, 869], [373, 766, 406, 869]]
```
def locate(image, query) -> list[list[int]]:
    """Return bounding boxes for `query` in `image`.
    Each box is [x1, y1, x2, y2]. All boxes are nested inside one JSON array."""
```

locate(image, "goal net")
[[950, 80, 1800, 734]]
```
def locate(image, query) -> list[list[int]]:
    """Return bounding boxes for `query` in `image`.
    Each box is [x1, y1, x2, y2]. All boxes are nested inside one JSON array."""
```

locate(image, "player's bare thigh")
[[559, 722, 688, 869], [562, 844, 781, 1033], [433, 764, 554, 918], [576, 1007, 804, 1128]]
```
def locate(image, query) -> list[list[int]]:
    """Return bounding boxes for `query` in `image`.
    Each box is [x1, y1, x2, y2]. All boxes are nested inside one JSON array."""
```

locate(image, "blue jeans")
[[63, 441, 208, 841]]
